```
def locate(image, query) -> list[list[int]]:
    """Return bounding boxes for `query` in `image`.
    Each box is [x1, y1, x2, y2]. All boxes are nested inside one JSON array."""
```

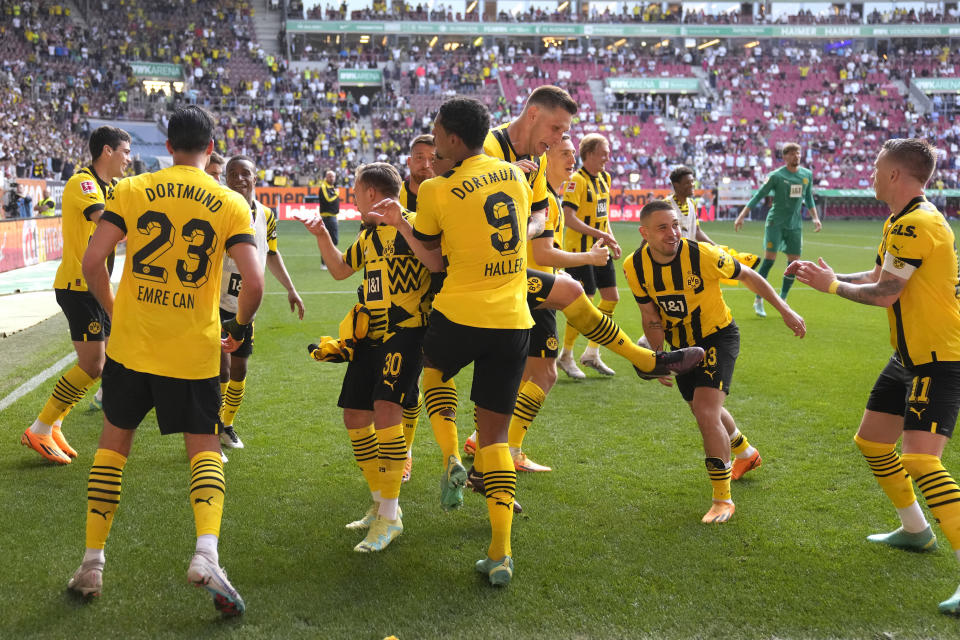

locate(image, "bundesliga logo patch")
[[565, 182, 577, 193], [80, 180, 96, 194]]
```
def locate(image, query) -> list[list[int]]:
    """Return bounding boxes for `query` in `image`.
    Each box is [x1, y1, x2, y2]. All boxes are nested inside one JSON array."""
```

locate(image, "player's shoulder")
[[571, 169, 589, 185]]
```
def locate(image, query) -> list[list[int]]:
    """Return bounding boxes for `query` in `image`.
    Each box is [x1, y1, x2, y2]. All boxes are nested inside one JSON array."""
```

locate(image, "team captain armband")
[[882, 251, 921, 279]]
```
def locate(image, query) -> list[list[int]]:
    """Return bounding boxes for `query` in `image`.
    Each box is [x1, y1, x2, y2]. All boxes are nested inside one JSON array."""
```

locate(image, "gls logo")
[[889, 224, 917, 238]]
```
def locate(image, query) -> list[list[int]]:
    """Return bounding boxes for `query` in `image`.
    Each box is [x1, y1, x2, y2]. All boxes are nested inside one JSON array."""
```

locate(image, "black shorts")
[[422, 310, 529, 415], [101, 356, 222, 435], [219, 308, 255, 358], [338, 327, 426, 411], [529, 307, 559, 358], [866, 356, 960, 438], [56, 288, 110, 342], [675, 322, 739, 402], [565, 255, 617, 296], [526, 268, 557, 308]]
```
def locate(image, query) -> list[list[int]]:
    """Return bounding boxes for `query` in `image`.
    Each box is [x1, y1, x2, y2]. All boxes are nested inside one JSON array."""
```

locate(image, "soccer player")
[[625, 200, 805, 523], [67, 106, 263, 617], [396, 133, 436, 481], [302, 162, 432, 552], [205, 152, 226, 183], [318, 169, 340, 270], [21, 126, 130, 464], [400, 134, 436, 211], [218, 156, 304, 453], [670, 165, 761, 271], [787, 138, 960, 614], [503, 133, 609, 472], [734, 142, 822, 317], [560, 133, 620, 378]]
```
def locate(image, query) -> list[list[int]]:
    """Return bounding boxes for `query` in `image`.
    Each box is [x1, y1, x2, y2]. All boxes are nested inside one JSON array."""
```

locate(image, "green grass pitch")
[[3, 219, 960, 639]]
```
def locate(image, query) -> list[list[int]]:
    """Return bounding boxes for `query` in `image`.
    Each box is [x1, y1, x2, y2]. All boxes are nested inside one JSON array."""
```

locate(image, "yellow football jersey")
[[483, 123, 549, 214], [102, 165, 255, 379], [526, 184, 565, 274], [399, 179, 418, 212], [876, 196, 960, 366], [53, 167, 116, 291], [343, 209, 432, 342], [623, 239, 739, 348], [413, 154, 534, 330], [563, 168, 611, 253]]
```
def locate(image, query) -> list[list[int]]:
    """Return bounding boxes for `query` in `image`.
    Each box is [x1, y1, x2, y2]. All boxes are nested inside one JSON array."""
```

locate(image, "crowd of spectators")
[[301, 2, 957, 25], [3, 0, 960, 205]]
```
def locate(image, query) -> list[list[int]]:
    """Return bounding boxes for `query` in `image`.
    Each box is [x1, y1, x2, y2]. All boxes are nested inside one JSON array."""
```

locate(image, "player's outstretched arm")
[[366, 197, 444, 272], [300, 216, 353, 279], [562, 205, 621, 258], [737, 266, 805, 337], [82, 218, 125, 317], [266, 252, 305, 319], [531, 237, 608, 269], [790, 257, 904, 307]]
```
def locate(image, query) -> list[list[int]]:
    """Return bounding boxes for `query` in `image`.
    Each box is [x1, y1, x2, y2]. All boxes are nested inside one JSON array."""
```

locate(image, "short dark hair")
[[355, 162, 401, 198], [639, 199, 676, 224], [226, 155, 256, 173], [167, 106, 216, 153], [669, 165, 695, 185], [89, 126, 131, 161], [436, 98, 490, 150], [882, 138, 938, 186], [526, 85, 578, 116], [207, 152, 226, 166], [410, 134, 435, 153]]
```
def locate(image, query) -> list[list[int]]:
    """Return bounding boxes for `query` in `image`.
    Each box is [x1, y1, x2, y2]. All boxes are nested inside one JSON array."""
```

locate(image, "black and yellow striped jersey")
[[399, 179, 417, 212], [343, 209, 432, 342], [102, 165, 254, 379], [563, 167, 611, 253], [53, 166, 116, 291], [413, 154, 534, 330], [319, 180, 339, 216], [672, 194, 700, 240], [623, 239, 740, 348], [527, 184, 564, 274], [875, 196, 960, 366], [483, 122, 549, 215]]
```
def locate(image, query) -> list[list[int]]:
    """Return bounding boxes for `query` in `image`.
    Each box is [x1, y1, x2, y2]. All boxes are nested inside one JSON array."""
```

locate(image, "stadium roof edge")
[[286, 19, 960, 39]]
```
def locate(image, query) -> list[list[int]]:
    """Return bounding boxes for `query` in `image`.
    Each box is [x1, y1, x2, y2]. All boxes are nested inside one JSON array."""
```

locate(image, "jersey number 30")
[[131, 210, 218, 288]]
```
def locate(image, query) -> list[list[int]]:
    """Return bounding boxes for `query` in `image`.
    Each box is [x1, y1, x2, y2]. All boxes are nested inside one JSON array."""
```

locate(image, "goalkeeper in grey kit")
[[299, 162, 435, 553]]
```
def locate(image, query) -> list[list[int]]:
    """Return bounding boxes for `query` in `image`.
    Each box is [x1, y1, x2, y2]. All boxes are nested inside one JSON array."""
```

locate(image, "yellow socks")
[[85, 448, 127, 549], [479, 443, 516, 560], [190, 451, 225, 538], [424, 367, 460, 465], [706, 457, 732, 502], [507, 381, 546, 451], [376, 424, 406, 521], [854, 435, 917, 509], [220, 381, 228, 397], [402, 393, 423, 453], [220, 378, 246, 427], [348, 424, 380, 496], [38, 364, 96, 427], [902, 454, 960, 549], [562, 321, 579, 352], [561, 293, 655, 371], [586, 299, 618, 349]]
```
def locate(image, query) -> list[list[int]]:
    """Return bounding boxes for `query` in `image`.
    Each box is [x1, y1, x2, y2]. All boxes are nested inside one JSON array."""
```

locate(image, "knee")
[[853, 433, 894, 457], [901, 452, 941, 479], [555, 276, 584, 305]]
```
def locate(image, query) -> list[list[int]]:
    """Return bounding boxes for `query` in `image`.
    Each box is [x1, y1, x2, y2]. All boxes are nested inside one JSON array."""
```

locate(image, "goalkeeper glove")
[[222, 317, 249, 342]]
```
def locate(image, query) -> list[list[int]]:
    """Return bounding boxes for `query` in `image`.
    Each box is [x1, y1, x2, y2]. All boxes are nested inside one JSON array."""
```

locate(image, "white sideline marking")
[[0, 352, 75, 412]]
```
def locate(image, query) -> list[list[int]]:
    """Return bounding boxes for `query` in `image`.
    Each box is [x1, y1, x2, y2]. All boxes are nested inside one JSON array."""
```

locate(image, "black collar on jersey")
[[85, 166, 110, 193], [891, 195, 928, 222], [546, 183, 559, 199], [491, 125, 530, 162]]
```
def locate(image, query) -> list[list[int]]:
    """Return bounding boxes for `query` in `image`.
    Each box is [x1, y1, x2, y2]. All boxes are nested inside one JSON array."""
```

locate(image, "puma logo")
[[703, 369, 717, 380], [194, 496, 214, 506], [383, 379, 396, 390], [90, 508, 111, 520], [909, 407, 926, 420], [495, 500, 513, 510]]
